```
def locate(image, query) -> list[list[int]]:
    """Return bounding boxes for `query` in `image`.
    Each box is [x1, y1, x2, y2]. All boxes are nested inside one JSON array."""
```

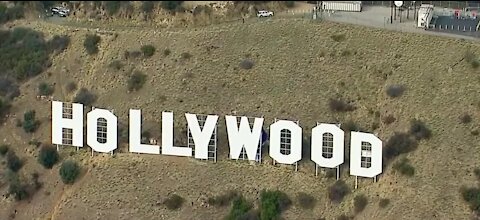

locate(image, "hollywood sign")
[[51, 101, 382, 179]]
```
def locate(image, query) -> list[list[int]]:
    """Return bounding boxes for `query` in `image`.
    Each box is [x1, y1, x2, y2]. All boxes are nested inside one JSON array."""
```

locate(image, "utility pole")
[[390, 1, 393, 24]]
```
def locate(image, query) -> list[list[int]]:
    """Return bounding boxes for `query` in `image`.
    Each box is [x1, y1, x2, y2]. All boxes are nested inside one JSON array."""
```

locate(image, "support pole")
[[336, 166, 340, 180], [355, 176, 358, 189]]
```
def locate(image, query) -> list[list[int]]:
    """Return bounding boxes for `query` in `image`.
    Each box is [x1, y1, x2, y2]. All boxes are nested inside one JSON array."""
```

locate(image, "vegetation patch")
[[353, 194, 368, 214], [74, 88, 97, 106], [141, 45, 156, 57], [128, 71, 147, 92], [6, 151, 22, 172], [164, 194, 185, 210], [0, 144, 9, 156], [384, 132, 418, 160], [259, 190, 292, 220], [38, 145, 59, 169], [208, 190, 239, 207], [59, 160, 81, 184], [225, 195, 254, 220], [328, 180, 350, 203], [296, 192, 316, 210], [386, 84, 406, 98], [84, 34, 101, 55], [409, 119, 432, 140], [22, 110, 40, 133], [329, 98, 356, 112], [379, 198, 390, 208], [393, 157, 415, 176], [38, 82, 54, 96]]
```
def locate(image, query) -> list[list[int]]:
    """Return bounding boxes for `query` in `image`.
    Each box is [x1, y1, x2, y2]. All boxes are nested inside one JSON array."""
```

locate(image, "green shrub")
[[164, 194, 184, 210], [461, 186, 480, 212], [259, 190, 291, 220], [38, 82, 54, 96], [328, 180, 350, 203], [141, 45, 156, 57], [48, 35, 70, 53], [409, 119, 431, 140], [163, 48, 171, 56], [329, 98, 356, 112], [384, 132, 418, 160], [105, 1, 121, 15], [285, 1, 295, 8], [181, 52, 192, 59], [296, 192, 316, 210], [22, 110, 40, 133], [128, 71, 147, 92], [0, 78, 20, 100], [108, 60, 124, 70], [74, 88, 97, 106], [0, 144, 9, 155], [382, 115, 396, 125], [208, 190, 239, 207], [59, 160, 81, 184], [142, 1, 156, 14], [353, 194, 368, 213], [84, 34, 101, 55], [331, 34, 346, 42], [65, 81, 77, 93], [460, 113, 472, 124], [0, 28, 53, 80], [160, 1, 184, 12], [7, 171, 28, 201], [226, 195, 254, 220], [393, 157, 415, 176], [38, 145, 59, 169], [7, 151, 22, 172], [0, 4, 24, 24], [386, 84, 406, 98], [378, 198, 390, 208], [239, 59, 254, 70]]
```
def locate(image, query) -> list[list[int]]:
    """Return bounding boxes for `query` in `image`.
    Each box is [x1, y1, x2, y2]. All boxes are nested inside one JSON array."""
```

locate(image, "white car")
[[257, 10, 274, 17]]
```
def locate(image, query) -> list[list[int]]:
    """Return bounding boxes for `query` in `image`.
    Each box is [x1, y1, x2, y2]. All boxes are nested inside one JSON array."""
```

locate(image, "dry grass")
[[0, 17, 480, 220]]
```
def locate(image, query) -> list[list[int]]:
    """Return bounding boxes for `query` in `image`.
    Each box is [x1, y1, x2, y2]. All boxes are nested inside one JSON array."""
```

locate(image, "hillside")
[[0, 12, 480, 220]]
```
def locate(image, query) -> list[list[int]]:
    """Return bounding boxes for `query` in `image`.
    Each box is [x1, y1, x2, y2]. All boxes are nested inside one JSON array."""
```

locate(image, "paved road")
[[320, 6, 480, 41]]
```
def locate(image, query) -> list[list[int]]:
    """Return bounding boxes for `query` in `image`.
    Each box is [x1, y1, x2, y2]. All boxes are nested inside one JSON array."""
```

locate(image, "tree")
[[6, 151, 22, 172]]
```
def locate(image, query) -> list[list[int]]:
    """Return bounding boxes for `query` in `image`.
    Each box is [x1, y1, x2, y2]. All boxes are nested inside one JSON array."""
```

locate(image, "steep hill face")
[[0, 16, 480, 220]]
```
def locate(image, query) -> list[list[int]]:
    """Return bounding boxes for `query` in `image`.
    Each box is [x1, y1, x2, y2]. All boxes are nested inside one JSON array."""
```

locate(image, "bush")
[[460, 113, 472, 124], [331, 34, 346, 42], [382, 115, 396, 125], [284, 1, 295, 8], [74, 88, 97, 106], [475, 168, 480, 179], [0, 28, 53, 80], [384, 132, 418, 160], [160, 1, 184, 12], [208, 190, 239, 207], [329, 98, 356, 112], [239, 59, 254, 70], [226, 195, 254, 220], [128, 71, 147, 92], [341, 120, 363, 132], [66, 81, 77, 93], [38, 82, 54, 96], [181, 52, 192, 59], [164, 194, 184, 210], [105, 1, 121, 15], [108, 60, 124, 70], [0, 77, 20, 100], [465, 51, 480, 69], [48, 35, 70, 53], [0, 144, 9, 155], [386, 84, 406, 98], [296, 192, 316, 210], [23, 110, 40, 133], [124, 50, 143, 59], [84, 34, 101, 55], [142, 1, 156, 13], [461, 186, 480, 212], [7, 171, 28, 201], [378, 198, 390, 208], [409, 119, 431, 140], [259, 190, 291, 220], [328, 180, 350, 203], [59, 160, 81, 184], [353, 194, 368, 213], [7, 151, 22, 172], [141, 45, 156, 57], [38, 145, 59, 169], [393, 157, 415, 176], [0, 4, 24, 24], [0, 98, 10, 117], [163, 48, 171, 56]]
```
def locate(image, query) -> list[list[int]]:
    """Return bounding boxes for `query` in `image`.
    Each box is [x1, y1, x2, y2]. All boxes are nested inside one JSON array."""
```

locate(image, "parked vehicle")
[[50, 6, 70, 17], [257, 10, 274, 17]]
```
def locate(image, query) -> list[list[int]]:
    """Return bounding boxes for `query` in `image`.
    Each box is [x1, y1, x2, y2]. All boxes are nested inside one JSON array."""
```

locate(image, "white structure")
[[417, 4, 434, 28], [321, 1, 362, 12], [51, 100, 384, 180]]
